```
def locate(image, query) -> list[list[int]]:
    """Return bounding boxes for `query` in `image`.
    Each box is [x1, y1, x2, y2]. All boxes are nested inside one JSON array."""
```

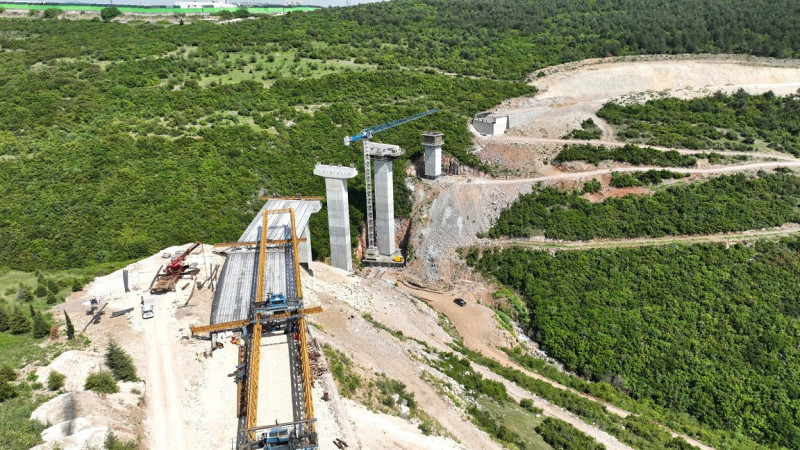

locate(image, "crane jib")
[[344, 109, 437, 145]]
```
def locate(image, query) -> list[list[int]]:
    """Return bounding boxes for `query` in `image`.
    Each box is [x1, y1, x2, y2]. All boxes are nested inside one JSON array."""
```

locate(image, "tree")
[[8, 306, 30, 334], [100, 6, 121, 21], [34, 284, 47, 298], [16, 284, 33, 302], [46, 293, 57, 305], [47, 280, 59, 294], [582, 179, 601, 194], [0, 305, 8, 332], [105, 340, 137, 381], [42, 8, 61, 19], [64, 311, 75, 340], [71, 278, 84, 292], [32, 312, 50, 338], [47, 370, 65, 390]]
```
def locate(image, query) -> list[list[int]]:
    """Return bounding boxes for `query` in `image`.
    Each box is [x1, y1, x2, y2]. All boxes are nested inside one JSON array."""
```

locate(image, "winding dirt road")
[[410, 57, 800, 449]]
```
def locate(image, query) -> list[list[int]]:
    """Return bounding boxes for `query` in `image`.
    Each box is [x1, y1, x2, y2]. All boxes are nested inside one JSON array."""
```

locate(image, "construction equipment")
[[150, 241, 202, 293], [344, 110, 437, 258], [343, 109, 437, 146], [190, 306, 323, 336]]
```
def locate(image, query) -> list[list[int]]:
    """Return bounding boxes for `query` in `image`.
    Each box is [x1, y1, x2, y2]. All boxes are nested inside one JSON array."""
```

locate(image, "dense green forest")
[[0, 29, 532, 269], [487, 172, 800, 240], [474, 239, 800, 447], [598, 90, 800, 153], [0, 0, 798, 269]]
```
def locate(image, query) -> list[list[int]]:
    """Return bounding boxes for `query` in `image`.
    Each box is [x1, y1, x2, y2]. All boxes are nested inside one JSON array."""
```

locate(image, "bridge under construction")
[[192, 198, 322, 450]]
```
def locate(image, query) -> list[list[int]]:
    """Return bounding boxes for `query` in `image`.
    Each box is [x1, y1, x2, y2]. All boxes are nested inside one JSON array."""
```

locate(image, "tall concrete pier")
[[364, 141, 404, 257], [313, 164, 358, 272], [373, 157, 395, 255], [422, 132, 443, 179]]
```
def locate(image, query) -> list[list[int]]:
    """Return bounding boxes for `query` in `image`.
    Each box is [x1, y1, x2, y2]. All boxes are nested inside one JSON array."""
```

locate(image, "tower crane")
[[343, 109, 437, 146], [344, 109, 437, 255]]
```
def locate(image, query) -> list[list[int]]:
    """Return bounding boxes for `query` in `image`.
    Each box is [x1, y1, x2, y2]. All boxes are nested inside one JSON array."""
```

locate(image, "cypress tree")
[[34, 284, 47, 298], [64, 311, 75, 340], [105, 340, 137, 382], [32, 312, 50, 338], [8, 306, 30, 334]]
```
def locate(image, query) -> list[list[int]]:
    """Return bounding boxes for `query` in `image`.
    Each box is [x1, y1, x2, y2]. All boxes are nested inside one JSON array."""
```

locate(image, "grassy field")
[[482, 399, 552, 449], [195, 50, 376, 87]]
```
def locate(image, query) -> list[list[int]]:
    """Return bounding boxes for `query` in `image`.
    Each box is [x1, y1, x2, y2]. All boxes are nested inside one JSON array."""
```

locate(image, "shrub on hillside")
[[0, 379, 17, 402], [535, 417, 604, 450], [100, 6, 120, 21], [105, 340, 137, 381], [48, 370, 66, 390], [0, 364, 16, 382], [42, 8, 61, 19], [105, 432, 137, 450], [85, 371, 118, 394]]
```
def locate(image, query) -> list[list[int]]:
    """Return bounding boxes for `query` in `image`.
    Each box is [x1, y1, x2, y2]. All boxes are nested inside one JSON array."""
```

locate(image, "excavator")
[[150, 241, 202, 293]]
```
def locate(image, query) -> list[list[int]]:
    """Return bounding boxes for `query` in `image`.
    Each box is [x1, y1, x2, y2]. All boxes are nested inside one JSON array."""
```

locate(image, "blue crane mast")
[[343, 109, 437, 255]]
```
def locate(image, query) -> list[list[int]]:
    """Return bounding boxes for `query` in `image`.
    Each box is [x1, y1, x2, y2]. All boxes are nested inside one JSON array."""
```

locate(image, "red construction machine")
[[150, 241, 202, 293]]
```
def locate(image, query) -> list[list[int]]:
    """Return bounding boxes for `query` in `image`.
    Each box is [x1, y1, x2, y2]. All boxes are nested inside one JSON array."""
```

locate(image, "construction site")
[[26, 55, 800, 450]]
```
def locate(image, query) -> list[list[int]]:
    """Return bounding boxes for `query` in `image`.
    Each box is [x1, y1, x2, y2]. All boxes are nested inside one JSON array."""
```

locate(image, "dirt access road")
[[142, 300, 189, 450], [404, 56, 800, 449], [493, 55, 800, 139]]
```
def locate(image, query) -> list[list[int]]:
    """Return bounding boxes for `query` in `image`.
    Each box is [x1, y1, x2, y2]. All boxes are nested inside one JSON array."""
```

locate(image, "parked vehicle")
[[454, 298, 467, 307], [142, 303, 154, 319]]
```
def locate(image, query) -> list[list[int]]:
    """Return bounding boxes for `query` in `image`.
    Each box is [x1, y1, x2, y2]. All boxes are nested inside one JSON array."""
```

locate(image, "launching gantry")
[[193, 202, 322, 450]]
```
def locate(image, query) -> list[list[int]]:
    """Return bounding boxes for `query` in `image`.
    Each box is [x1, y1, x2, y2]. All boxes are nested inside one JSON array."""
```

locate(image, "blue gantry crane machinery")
[[344, 109, 437, 256]]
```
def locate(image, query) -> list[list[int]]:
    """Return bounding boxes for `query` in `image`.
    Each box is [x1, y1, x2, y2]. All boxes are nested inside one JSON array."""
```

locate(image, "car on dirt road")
[[453, 298, 467, 307], [142, 303, 154, 319]]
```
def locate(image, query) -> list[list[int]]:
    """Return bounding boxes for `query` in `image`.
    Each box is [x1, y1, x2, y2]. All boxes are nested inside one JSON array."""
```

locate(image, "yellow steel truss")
[[298, 316, 315, 431]]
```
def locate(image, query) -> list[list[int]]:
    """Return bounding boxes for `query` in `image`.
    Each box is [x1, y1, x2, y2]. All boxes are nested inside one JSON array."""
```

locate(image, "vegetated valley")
[[1, 0, 800, 448], [474, 239, 800, 447], [487, 172, 800, 241]]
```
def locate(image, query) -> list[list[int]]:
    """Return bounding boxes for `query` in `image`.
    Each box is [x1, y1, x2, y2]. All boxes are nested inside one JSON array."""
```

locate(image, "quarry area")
[[29, 55, 800, 450]]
